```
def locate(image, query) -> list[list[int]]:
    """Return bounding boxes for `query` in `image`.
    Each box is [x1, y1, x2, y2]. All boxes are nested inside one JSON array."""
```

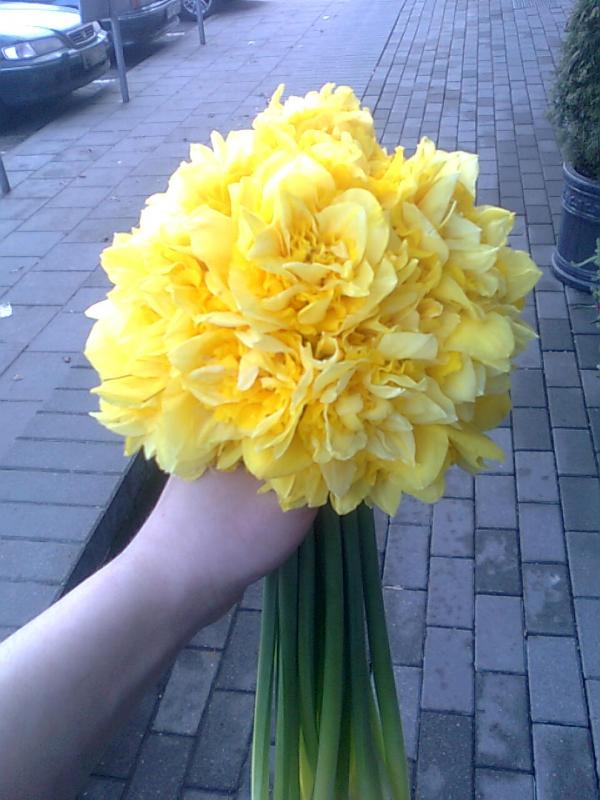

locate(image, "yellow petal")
[[378, 332, 438, 360]]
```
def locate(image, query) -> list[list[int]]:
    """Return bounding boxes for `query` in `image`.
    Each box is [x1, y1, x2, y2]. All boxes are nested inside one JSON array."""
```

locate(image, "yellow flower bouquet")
[[85, 85, 540, 799]]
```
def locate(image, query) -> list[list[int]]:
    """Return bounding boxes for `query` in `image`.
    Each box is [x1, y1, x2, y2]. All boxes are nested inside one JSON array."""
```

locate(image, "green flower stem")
[[275, 551, 300, 800], [358, 504, 410, 800], [298, 530, 319, 784], [334, 674, 350, 800], [251, 572, 278, 800], [313, 504, 344, 800], [342, 510, 383, 800]]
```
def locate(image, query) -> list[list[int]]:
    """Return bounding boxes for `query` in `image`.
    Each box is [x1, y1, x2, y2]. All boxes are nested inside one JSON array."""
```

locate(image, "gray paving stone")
[[97, 690, 158, 779], [0, 196, 48, 220], [422, 627, 473, 713], [475, 595, 525, 673], [0, 626, 16, 643], [126, 733, 192, 800], [21, 411, 120, 443], [0, 469, 117, 507], [475, 769, 534, 800], [518, 503, 565, 562], [44, 388, 98, 414], [6, 270, 88, 306], [581, 369, 600, 407], [28, 311, 93, 353], [528, 636, 587, 724], [45, 185, 113, 209], [585, 678, 600, 776], [153, 649, 219, 736], [393, 665, 422, 760], [17, 205, 90, 233], [523, 563, 574, 635], [553, 428, 597, 475], [475, 529, 521, 595], [575, 598, 600, 678], [0, 351, 71, 401], [559, 477, 600, 532], [444, 466, 474, 498], [476, 476, 517, 528], [570, 303, 598, 335], [574, 334, 600, 370], [590, 408, 600, 452], [547, 387, 588, 428], [0, 399, 39, 458], [538, 318, 574, 351], [515, 339, 541, 369], [431, 498, 474, 556], [0, 439, 126, 474], [183, 792, 232, 800], [188, 690, 255, 792], [427, 557, 474, 628], [512, 407, 552, 450], [0, 538, 79, 583], [62, 366, 98, 390], [80, 777, 125, 800], [216, 610, 260, 692], [475, 672, 531, 771], [65, 216, 137, 244], [416, 712, 473, 800], [0, 501, 100, 541], [34, 241, 103, 270], [392, 495, 432, 526], [543, 351, 580, 387], [536, 291, 568, 319], [190, 609, 234, 650], [486, 427, 513, 474], [0, 305, 58, 348], [0, 579, 57, 626], [384, 587, 426, 667], [83, 267, 112, 288], [1, 231, 64, 257], [566, 532, 600, 597], [240, 579, 263, 612], [384, 524, 429, 590], [532, 724, 597, 800], [66, 287, 108, 313], [515, 451, 558, 503]]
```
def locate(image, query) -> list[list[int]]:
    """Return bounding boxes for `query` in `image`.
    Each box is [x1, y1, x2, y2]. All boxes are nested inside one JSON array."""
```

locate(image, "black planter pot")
[[552, 163, 600, 293]]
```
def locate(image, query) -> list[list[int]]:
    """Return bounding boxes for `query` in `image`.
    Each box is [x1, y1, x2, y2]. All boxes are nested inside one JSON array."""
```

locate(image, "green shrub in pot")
[[549, 0, 600, 292]]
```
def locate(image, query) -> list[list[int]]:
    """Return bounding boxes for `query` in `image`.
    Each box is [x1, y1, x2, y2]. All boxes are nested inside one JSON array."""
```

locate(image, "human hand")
[[124, 469, 317, 634]]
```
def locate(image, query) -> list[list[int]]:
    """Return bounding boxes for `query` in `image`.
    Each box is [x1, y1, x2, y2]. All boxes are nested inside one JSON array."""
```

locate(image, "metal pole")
[[0, 155, 9, 195], [196, 0, 206, 45], [110, 13, 130, 103]]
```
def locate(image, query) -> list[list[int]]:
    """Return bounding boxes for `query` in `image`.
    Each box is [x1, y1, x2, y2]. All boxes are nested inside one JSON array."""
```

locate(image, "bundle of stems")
[[252, 503, 411, 800]]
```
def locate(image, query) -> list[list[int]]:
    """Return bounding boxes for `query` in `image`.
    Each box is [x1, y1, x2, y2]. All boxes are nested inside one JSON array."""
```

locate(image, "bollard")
[[196, 0, 206, 45], [111, 14, 130, 103], [0, 155, 9, 195]]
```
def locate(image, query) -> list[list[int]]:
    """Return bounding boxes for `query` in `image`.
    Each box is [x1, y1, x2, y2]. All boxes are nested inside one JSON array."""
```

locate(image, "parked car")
[[0, 2, 110, 107], [180, 0, 220, 21], [24, 0, 182, 47]]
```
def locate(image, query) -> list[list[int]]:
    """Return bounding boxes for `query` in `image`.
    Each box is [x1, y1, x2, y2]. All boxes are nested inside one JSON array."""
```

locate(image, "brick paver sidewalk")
[[0, 0, 599, 798]]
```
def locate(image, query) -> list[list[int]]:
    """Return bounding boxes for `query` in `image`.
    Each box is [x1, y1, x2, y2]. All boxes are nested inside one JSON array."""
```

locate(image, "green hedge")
[[549, 0, 600, 180]]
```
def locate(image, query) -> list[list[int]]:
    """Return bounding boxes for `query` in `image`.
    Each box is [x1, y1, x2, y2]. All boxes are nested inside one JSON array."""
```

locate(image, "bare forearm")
[[0, 539, 219, 800], [0, 471, 314, 800]]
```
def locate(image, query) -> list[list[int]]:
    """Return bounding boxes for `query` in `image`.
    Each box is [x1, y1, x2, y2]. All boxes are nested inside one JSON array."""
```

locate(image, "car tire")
[[180, 0, 220, 20]]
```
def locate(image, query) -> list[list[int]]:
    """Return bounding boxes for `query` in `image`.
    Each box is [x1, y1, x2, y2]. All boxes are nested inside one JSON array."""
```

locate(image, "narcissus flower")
[[85, 84, 540, 515]]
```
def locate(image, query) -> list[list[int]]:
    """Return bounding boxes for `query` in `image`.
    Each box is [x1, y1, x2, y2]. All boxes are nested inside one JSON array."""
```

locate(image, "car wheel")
[[180, 0, 219, 20]]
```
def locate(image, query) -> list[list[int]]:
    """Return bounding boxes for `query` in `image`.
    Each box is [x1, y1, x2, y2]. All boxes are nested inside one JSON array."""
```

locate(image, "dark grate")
[[67, 24, 96, 48]]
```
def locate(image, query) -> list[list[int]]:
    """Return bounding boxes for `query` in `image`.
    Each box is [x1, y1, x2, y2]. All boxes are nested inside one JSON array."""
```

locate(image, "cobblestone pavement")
[[0, 0, 599, 798]]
